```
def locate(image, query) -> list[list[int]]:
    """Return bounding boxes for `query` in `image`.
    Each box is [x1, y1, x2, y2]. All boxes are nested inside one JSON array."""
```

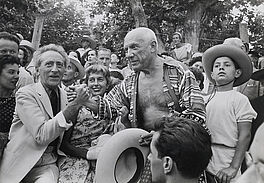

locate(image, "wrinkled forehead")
[[124, 30, 150, 47]]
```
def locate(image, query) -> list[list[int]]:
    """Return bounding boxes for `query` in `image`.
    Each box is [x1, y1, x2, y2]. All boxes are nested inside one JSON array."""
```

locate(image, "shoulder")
[[164, 58, 188, 71]]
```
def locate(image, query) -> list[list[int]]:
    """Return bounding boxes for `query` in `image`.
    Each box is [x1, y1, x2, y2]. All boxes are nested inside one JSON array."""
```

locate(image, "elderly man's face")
[[62, 62, 78, 83], [38, 50, 65, 89], [98, 50, 111, 68], [0, 39, 18, 56], [124, 32, 153, 72]]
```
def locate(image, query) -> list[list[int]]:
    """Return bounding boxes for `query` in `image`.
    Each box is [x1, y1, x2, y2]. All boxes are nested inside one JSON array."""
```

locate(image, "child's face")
[[211, 57, 241, 86]]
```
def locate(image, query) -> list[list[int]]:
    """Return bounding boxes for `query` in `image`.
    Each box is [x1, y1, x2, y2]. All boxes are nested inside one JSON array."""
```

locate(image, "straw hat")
[[77, 35, 96, 49], [95, 128, 150, 183], [68, 55, 85, 79], [19, 40, 35, 53], [202, 44, 252, 87]]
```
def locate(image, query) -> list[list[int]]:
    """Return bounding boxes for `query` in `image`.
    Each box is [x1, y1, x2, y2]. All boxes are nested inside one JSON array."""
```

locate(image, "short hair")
[[0, 32, 20, 46], [85, 64, 111, 86], [98, 48, 111, 55], [189, 67, 204, 90], [154, 117, 212, 179], [33, 44, 69, 69], [0, 55, 20, 74]]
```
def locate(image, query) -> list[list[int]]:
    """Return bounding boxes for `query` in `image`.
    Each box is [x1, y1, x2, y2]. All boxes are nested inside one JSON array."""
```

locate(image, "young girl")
[[202, 44, 257, 183]]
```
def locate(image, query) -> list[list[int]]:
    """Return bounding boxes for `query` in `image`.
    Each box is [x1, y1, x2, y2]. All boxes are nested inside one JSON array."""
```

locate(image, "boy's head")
[[202, 44, 252, 87]]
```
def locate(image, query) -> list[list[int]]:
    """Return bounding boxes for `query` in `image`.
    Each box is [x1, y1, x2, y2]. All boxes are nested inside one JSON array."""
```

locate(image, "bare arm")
[[216, 122, 251, 183], [60, 126, 87, 159]]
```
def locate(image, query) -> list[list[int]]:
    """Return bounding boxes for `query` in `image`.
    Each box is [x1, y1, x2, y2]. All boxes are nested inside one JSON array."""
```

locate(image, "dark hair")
[[0, 55, 20, 74], [189, 67, 204, 90], [0, 32, 20, 46], [189, 56, 202, 67], [154, 117, 212, 179], [19, 47, 29, 67]]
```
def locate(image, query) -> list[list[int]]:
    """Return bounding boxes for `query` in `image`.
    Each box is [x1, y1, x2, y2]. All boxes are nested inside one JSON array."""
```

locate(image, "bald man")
[[68, 27, 206, 182]]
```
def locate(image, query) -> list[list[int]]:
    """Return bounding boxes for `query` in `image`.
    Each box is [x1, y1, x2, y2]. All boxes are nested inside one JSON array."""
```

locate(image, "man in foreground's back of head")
[[148, 117, 212, 183]]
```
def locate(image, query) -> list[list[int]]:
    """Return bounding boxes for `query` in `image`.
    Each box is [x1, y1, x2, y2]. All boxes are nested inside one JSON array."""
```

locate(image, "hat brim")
[[95, 128, 149, 183], [69, 56, 85, 79], [251, 69, 264, 81], [202, 44, 252, 87], [76, 36, 96, 49]]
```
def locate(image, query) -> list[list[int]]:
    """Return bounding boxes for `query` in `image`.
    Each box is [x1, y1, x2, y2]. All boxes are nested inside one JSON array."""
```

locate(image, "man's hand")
[[216, 166, 238, 183], [73, 84, 90, 106]]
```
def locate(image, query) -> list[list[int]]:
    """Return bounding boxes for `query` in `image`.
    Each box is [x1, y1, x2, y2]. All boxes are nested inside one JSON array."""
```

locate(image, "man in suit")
[[0, 44, 90, 183]]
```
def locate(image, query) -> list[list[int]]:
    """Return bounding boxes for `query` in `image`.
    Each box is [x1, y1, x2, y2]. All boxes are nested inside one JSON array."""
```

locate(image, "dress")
[[171, 43, 192, 63], [59, 107, 111, 183], [205, 90, 257, 182]]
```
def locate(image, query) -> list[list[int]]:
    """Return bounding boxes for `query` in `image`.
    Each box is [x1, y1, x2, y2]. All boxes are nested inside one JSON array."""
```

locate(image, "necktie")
[[50, 89, 59, 116], [49, 89, 59, 147]]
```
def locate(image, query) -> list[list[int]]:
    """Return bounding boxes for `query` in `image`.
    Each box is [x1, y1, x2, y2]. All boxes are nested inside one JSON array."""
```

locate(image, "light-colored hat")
[[77, 35, 96, 49], [95, 128, 150, 183], [202, 44, 252, 87], [68, 55, 85, 79], [20, 40, 35, 53]]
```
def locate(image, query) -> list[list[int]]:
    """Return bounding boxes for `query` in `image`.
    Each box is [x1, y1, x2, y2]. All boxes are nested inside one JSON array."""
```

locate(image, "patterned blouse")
[[0, 96, 16, 133]]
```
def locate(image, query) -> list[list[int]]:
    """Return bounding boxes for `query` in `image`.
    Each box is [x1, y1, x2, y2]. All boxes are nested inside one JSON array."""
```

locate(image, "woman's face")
[[0, 63, 19, 92], [87, 71, 108, 97], [172, 34, 181, 45]]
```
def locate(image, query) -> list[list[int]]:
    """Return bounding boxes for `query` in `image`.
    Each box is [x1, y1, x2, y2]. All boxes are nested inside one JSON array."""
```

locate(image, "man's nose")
[[51, 64, 59, 72]]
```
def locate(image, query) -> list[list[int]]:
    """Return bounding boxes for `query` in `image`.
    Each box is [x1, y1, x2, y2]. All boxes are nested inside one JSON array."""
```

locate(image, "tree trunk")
[[128, 0, 148, 27], [128, 0, 165, 53], [184, 2, 203, 52], [32, 14, 45, 50], [185, 0, 218, 52]]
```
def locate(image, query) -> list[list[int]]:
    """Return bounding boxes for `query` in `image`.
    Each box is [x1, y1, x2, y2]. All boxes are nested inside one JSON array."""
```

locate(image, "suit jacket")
[[0, 82, 69, 183]]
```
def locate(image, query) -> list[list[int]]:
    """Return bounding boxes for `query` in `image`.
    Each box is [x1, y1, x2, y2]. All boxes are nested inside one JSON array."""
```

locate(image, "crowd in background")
[[0, 28, 263, 183]]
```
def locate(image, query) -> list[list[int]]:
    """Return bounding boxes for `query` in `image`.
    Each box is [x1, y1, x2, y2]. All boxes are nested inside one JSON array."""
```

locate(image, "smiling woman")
[[0, 55, 20, 160]]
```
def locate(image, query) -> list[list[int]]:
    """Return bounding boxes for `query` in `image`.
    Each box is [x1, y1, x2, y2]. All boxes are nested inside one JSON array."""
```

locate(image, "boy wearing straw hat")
[[202, 44, 257, 183]]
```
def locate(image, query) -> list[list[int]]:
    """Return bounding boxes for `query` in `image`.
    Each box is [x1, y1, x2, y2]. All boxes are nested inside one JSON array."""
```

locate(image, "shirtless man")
[[68, 27, 206, 183], [69, 27, 205, 131]]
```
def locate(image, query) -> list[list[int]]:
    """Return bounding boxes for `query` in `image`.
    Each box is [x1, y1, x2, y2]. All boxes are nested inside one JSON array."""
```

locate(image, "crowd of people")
[[0, 27, 263, 183]]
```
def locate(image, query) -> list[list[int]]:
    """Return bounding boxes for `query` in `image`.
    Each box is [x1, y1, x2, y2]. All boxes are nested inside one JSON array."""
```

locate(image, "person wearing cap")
[[61, 54, 85, 90], [76, 35, 97, 66], [202, 44, 257, 183], [169, 32, 193, 65], [148, 117, 212, 183]]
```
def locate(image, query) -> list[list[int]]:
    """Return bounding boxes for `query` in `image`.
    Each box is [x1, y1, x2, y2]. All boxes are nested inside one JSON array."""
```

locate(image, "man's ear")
[[150, 41, 157, 52], [163, 156, 174, 174], [235, 69, 242, 78], [74, 72, 80, 79]]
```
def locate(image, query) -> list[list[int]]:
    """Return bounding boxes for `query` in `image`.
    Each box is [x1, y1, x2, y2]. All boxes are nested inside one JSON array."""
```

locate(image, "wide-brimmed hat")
[[77, 35, 96, 49], [251, 68, 264, 81], [95, 128, 150, 183], [19, 40, 35, 53], [202, 44, 252, 87], [68, 55, 85, 79]]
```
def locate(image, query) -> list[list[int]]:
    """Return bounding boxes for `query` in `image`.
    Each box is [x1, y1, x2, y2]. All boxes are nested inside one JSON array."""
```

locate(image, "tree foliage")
[[90, 0, 264, 56], [0, 0, 87, 52]]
